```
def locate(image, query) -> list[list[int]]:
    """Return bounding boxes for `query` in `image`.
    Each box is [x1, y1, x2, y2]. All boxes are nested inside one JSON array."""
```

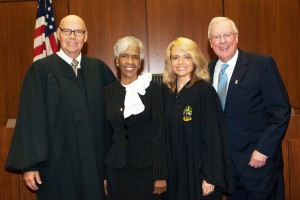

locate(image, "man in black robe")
[[5, 15, 116, 200]]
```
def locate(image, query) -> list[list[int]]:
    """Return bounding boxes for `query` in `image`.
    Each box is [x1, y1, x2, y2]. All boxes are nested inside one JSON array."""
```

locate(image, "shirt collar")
[[216, 49, 239, 67], [56, 50, 82, 69]]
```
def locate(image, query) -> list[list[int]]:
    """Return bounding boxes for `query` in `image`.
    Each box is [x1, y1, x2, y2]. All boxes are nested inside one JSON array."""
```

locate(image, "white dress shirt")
[[57, 50, 82, 69], [212, 50, 239, 92]]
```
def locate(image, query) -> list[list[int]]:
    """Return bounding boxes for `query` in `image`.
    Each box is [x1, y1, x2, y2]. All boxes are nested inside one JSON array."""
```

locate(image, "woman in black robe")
[[162, 37, 233, 200], [103, 36, 167, 200]]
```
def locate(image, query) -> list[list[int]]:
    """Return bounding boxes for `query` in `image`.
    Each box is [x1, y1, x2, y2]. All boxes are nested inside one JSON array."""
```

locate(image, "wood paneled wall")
[[224, 0, 300, 113], [68, 0, 148, 75], [0, 0, 299, 122], [146, 0, 223, 73], [0, 0, 68, 126]]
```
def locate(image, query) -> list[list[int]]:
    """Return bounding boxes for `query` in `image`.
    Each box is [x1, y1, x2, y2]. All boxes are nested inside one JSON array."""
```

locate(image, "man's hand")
[[249, 150, 267, 168], [23, 171, 42, 190]]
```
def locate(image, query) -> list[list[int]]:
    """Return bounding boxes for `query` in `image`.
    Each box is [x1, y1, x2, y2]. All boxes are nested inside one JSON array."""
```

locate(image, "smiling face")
[[170, 47, 194, 82], [117, 45, 141, 85], [57, 15, 88, 59], [209, 20, 238, 63]]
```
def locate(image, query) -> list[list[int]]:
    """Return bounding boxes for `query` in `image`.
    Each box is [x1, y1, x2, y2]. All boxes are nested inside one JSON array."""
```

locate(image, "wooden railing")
[[0, 128, 36, 200], [1, 115, 300, 200], [282, 114, 300, 200]]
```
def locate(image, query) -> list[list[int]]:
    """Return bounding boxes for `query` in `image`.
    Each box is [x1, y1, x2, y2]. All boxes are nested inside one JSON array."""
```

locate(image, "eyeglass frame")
[[209, 32, 237, 43], [58, 27, 87, 37]]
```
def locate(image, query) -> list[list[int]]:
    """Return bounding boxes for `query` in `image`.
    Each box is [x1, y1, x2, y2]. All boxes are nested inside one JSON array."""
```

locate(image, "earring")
[[116, 63, 119, 67], [138, 66, 141, 68]]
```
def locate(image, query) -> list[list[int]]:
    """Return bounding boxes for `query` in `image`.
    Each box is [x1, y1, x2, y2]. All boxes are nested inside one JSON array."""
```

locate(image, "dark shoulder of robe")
[[163, 80, 233, 200], [5, 54, 117, 200]]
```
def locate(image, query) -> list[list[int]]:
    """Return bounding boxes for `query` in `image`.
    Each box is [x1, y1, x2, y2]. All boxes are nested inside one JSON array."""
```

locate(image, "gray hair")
[[208, 17, 239, 38], [113, 36, 145, 60]]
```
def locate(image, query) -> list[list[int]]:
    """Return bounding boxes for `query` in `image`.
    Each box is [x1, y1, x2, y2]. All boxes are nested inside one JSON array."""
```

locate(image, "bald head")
[[57, 15, 88, 59], [59, 15, 86, 30]]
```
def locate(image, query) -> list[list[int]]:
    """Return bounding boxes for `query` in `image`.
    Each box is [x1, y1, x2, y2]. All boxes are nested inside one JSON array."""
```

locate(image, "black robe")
[[5, 54, 116, 200], [163, 80, 233, 200]]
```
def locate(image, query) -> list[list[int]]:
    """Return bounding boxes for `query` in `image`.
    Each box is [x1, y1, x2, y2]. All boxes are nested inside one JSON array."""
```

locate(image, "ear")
[[209, 39, 213, 48], [115, 59, 119, 67], [57, 29, 61, 41], [84, 30, 88, 43], [138, 60, 143, 68]]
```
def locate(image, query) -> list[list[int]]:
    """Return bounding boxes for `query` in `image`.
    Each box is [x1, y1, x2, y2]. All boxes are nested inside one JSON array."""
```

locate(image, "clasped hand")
[[202, 179, 215, 196]]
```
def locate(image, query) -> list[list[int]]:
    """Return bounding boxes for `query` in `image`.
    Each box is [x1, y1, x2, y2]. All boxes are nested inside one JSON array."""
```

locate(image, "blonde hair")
[[163, 37, 209, 93]]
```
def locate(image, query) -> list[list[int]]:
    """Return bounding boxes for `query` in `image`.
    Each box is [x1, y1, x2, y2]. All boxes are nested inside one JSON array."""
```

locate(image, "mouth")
[[67, 40, 77, 45], [176, 66, 187, 70], [122, 64, 138, 71], [220, 46, 229, 51], [124, 67, 135, 71]]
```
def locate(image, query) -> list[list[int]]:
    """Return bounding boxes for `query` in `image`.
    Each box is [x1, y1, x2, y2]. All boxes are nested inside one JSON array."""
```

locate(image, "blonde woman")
[[163, 37, 233, 200]]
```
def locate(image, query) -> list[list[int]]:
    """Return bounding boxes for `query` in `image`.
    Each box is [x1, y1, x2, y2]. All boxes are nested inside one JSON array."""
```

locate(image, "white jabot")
[[123, 73, 152, 118]]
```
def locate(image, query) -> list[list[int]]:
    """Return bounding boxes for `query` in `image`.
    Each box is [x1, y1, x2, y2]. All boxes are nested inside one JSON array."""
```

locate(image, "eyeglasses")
[[210, 32, 236, 42], [58, 27, 86, 37]]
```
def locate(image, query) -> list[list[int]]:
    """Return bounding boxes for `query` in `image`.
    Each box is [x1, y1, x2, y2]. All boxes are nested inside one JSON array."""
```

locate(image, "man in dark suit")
[[207, 17, 291, 200], [5, 15, 116, 200]]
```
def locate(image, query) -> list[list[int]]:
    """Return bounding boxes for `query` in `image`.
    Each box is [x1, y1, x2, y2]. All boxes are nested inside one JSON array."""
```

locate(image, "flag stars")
[[33, 0, 58, 61]]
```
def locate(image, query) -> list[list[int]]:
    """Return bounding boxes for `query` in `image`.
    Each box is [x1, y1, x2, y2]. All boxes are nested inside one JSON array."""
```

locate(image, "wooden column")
[[282, 114, 300, 200], [0, 128, 35, 200]]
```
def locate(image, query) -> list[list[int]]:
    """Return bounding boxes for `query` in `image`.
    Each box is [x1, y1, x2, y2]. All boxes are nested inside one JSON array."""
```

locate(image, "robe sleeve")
[[151, 82, 168, 180], [98, 60, 117, 85], [201, 85, 233, 194], [5, 62, 49, 173]]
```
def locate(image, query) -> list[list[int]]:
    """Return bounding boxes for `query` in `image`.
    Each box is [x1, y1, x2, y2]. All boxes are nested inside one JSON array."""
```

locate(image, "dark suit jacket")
[[104, 81, 167, 180], [208, 49, 291, 178]]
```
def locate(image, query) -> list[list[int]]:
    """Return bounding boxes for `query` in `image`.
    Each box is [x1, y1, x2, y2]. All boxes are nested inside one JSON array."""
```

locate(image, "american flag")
[[33, 0, 58, 61]]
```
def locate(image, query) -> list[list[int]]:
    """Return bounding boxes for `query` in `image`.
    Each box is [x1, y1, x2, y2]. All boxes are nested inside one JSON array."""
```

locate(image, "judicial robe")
[[163, 80, 233, 200], [5, 54, 116, 200]]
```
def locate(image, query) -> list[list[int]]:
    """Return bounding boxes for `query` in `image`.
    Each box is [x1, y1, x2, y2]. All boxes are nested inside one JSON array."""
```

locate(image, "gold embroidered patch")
[[183, 105, 192, 121]]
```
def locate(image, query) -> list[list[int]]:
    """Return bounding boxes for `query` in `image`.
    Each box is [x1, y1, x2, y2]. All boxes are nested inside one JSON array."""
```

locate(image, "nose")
[[220, 35, 226, 43], [69, 31, 76, 38], [179, 56, 184, 64], [126, 56, 133, 64]]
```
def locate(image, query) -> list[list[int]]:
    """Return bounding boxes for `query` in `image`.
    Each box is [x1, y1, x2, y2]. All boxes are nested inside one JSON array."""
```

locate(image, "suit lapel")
[[225, 51, 248, 107]]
